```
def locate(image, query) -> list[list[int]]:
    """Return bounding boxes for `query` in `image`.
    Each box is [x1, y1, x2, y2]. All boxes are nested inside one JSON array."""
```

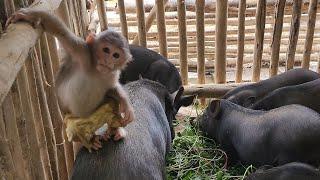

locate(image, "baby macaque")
[[7, 8, 134, 149]]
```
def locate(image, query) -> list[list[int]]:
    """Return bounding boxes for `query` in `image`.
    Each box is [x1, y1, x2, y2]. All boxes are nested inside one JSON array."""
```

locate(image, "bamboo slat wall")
[[1, 0, 320, 179]]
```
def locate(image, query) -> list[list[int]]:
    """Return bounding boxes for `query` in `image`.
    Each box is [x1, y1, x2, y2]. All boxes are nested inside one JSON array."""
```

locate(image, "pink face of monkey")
[[87, 30, 132, 74], [95, 41, 128, 73]]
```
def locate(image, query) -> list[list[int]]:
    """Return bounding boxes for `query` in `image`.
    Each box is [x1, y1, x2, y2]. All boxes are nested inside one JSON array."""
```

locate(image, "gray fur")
[[71, 79, 173, 180]]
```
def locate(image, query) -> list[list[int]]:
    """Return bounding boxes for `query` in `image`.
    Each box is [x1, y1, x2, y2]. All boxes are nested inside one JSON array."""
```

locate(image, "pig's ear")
[[209, 99, 221, 118]]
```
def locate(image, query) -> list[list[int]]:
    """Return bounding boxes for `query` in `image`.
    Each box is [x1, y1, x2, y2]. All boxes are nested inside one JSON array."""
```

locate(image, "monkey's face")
[[95, 41, 128, 73]]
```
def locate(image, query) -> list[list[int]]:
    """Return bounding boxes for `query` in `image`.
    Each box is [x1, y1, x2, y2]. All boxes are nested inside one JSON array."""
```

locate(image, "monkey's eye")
[[103, 47, 110, 54], [113, 53, 120, 59]]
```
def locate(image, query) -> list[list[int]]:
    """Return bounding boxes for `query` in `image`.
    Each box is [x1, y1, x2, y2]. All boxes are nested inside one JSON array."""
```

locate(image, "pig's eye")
[[113, 53, 120, 59], [103, 47, 110, 53]]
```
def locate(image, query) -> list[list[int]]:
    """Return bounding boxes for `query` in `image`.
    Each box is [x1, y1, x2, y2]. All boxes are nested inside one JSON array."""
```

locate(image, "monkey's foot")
[[113, 127, 127, 141]]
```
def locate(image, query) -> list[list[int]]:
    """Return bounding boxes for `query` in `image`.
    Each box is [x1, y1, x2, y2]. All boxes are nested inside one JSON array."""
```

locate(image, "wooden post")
[[16, 67, 48, 180], [156, 0, 168, 58], [10, 81, 33, 180], [177, 0, 188, 85], [136, 0, 147, 47], [286, 0, 302, 70], [215, 0, 228, 83], [31, 48, 59, 180], [118, 0, 128, 39], [96, 0, 108, 31], [24, 57, 53, 180], [270, 0, 286, 77], [132, 0, 168, 45], [252, 0, 266, 82], [196, 0, 205, 86], [2, 92, 32, 180], [0, 108, 16, 180], [302, 0, 318, 69], [235, 0, 246, 83], [40, 35, 68, 180]]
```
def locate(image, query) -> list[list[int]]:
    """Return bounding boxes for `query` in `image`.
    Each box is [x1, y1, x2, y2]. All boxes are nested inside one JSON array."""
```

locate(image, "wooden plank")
[[286, 0, 302, 70], [118, 0, 128, 39], [156, 0, 168, 58], [235, 0, 246, 83], [96, 0, 108, 31], [135, 0, 147, 47], [270, 0, 286, 76], [40, 35, 68, 180], [0, 0, 62, 105], [302, 0, 318, 69], [2, 92, 31, 179], [252, 0, 266, 82], [31, 48, 59, 180], [215, 0, 228, 83], [177, 0, 188, 85], [0, 107, 15, 180], [183, 83, 252, 98], [196, 0, 205, 85], [16, 67, 47, 180]]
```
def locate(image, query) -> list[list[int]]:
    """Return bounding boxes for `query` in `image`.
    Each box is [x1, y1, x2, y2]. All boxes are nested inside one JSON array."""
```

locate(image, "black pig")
[[250, 78, 320, 113], [199, 99, 320, 166], [245, 162, 320, 180], [71, 79, 175, 180], [120, 45, 195, 114], [223, 68, 320, 107]]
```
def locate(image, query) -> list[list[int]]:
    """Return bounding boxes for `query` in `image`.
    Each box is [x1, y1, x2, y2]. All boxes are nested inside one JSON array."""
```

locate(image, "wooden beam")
[[177, 0, 188, 85], [196, 0, 205, 86], [302, 0, 318, 69], [96, 0, 108, 31], [0, 0, 62, 105], [156, 0, 168, 58], [286, 0, 302, 70], [135, 0, 147, 47], [118, 0, 128, 39], [252, 0, 266, 82], [270, 0, 286, 77], [235, 0, 246, 83], [215, 0, 228, 83]]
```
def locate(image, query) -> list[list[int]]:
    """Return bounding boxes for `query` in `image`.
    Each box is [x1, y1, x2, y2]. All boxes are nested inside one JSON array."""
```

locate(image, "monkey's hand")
[[119, 98, 135, 126], [6, 8, 43, 29]]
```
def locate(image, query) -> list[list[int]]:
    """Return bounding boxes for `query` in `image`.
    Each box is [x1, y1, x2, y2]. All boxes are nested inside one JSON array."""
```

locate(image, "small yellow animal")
[[64, 99, 123, 152]]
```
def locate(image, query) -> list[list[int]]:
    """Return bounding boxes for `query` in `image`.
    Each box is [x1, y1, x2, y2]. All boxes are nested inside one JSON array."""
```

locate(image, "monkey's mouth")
[[97, 63, 113, 72]]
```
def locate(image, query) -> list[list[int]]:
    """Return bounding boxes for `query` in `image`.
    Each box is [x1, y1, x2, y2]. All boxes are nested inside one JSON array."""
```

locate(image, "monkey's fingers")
[[92, 136, 102, 150]]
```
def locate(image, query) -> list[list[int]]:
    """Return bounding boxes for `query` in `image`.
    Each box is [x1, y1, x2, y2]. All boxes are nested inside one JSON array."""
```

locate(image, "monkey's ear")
[[86, 33, 96, 45]]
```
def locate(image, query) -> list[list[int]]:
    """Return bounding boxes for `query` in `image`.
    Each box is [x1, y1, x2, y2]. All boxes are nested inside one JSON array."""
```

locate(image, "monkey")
[[7, 8, 134, 150]]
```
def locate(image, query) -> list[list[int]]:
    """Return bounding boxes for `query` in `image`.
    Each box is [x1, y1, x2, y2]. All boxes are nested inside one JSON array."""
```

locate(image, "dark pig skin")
[[199, 99, 320, 167], [222, 68, 320, 107]]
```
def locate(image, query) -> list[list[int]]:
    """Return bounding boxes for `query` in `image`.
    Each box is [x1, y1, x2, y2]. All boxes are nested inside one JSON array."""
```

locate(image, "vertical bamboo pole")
[[196, 0, 205, 85], [40, 35, 68, 180], [132, 0, 169, 45], [16, 68, 47, 180], [136, 0, 147, 47], [47, 35, 60, 74], [286, 0, 302, 70], [97, 0, 108, 31], [302, 0, 318, 69], [156, 0, 168, 58], [57, 0, 72, 30], [177, 0, 188, 85], [215, 0, 228, 84], [252, 0, 266, 82], [2, 93, 30, 180], [10, 81, 33, 180], [24, 57, 53, 180], [0, 108, 15, 180], [118, 0, 128, 39], [80, 0, 89, 36], [235, 0, 246, 83], [270, 0, 286, 77], [31, 48, 59, 180]]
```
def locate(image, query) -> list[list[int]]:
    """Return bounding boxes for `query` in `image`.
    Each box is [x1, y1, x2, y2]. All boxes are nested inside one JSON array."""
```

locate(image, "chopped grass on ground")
[[166, 105, 254, 180]]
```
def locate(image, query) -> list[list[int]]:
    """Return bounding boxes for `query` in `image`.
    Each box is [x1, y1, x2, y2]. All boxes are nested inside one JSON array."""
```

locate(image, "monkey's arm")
[[7, 8, 90, 64], [108, 84, 135, 126]]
